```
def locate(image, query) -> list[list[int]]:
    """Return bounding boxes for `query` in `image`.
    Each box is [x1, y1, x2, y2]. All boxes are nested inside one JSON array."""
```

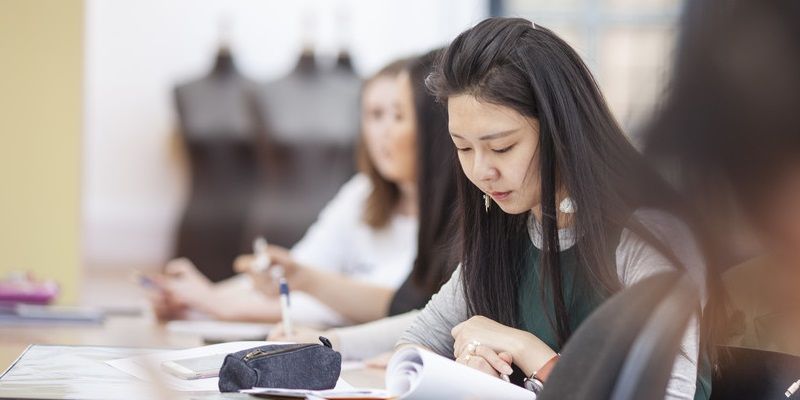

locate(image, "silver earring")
[[483, 194, 491, 213], [559, 197, 576, 214]]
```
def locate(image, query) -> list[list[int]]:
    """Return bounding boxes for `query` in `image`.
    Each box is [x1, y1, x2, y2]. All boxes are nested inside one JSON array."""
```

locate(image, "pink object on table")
[[0, 274, 59, 305]]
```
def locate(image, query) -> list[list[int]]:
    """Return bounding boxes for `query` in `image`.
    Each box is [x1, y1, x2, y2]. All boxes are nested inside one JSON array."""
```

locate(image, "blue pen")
[[136, 273, 161, 291], [279, 278, 293, 336]]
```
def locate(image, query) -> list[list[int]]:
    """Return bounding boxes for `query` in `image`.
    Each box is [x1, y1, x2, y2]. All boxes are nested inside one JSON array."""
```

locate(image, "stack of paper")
[[106, 341, 272, 391], [386, 347, 536, 399], [241, 387, 389, 399]]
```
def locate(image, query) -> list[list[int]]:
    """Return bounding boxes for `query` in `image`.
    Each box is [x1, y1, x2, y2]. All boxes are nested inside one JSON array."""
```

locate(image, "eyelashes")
[[455, 145, 515, 154]]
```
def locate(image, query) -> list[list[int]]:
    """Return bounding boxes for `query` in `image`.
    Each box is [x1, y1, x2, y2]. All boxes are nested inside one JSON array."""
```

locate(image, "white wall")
[[83, 0, 487, 269]]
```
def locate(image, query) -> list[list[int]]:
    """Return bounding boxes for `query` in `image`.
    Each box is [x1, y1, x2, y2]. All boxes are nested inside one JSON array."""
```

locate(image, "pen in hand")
[[278, 277, 293, 337]]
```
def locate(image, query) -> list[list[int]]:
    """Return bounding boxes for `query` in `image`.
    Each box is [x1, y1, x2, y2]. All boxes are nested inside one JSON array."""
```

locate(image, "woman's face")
[[448, 94, 541, 215], [361, 73, 417, 185]]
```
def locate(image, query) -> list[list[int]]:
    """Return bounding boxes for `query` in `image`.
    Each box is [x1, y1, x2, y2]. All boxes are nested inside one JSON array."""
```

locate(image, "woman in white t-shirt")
[[148, 59, 419, 327]]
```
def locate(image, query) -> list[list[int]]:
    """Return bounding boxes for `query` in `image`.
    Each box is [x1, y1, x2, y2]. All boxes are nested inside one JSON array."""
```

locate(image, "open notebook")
[[244, 347, 536, 399], [386, 347, 535, 399]]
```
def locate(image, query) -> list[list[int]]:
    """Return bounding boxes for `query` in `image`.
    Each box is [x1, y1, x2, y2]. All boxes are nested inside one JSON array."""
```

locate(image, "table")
[[0, 268, 385, 399]]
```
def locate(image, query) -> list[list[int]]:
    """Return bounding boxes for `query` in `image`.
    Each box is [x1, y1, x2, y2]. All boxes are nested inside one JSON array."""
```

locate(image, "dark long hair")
[[426, 17, 687, 346], [408, 49, 460, 297]]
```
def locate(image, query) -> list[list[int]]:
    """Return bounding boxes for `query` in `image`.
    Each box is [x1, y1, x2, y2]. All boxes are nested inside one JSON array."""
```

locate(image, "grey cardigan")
[[398, 209, 706, 400]]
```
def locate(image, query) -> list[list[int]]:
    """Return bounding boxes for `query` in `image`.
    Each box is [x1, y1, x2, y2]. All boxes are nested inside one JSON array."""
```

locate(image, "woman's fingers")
[[164, 257, 197, 276], [474, 345, 513, 375], [233, 254, 255, 273], [456, 353, 499, 377], [235, 245, 296, 279]]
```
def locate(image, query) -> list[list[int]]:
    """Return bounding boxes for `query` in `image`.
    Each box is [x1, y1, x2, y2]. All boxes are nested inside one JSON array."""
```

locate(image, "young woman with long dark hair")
[[398, 17, 711, 399]]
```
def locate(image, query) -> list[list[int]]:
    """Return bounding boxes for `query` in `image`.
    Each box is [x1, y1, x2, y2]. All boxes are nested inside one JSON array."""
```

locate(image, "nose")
[[475, 153, 499, 182]]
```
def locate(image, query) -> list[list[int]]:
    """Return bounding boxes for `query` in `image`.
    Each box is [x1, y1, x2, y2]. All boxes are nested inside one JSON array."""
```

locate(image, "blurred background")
[[0, 0, 682, 305]]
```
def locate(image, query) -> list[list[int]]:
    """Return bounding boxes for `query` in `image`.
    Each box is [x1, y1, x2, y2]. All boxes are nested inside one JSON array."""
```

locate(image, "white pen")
[[253, 236, 285, 280], [786, 378, 800, 398], [252, 237, 270, 273], [279, 277, 293, 337]]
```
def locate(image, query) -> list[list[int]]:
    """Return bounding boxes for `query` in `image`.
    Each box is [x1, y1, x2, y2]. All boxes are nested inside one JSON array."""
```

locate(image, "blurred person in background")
[[644, 0, 800, 355], [263, 50, 459, 364], [148, 58, 420, 328]]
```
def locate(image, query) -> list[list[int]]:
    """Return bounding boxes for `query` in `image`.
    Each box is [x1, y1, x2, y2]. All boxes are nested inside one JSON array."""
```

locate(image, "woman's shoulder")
[[627, 208, 694, 241], [333, 173, 374, 202], [307, 173, 373, 229], [620, 208, 702, 260], [616, 208, 706, 292]]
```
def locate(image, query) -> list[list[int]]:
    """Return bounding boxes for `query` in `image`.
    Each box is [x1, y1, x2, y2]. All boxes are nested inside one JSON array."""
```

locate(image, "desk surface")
[[0, 269, 384, 399]]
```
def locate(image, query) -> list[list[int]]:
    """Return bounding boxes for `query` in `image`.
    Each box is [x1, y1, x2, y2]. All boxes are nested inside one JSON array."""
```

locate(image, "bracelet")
[[534, 353, 561, 383], [523, 353, 560, 394]]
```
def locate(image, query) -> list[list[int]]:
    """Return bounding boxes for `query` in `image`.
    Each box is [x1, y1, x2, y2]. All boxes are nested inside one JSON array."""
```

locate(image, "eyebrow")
[[450, 128, 519, 141]]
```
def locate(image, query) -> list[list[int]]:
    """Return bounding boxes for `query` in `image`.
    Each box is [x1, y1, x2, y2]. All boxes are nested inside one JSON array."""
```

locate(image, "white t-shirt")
[[288, 174, 418, 327]]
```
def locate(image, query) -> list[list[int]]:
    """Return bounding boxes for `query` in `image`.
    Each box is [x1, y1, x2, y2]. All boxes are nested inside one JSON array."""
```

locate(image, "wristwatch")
[[523, 353, 560, 394], [523, 375, 544, 394]]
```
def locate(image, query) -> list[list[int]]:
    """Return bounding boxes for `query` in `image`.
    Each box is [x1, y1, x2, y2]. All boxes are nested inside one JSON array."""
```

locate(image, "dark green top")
[[516, 242, 711, 400]]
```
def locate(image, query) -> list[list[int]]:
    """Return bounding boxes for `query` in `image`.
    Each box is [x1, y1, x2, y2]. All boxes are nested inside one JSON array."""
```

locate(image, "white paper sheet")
[[386, 347, 536, 400], [341, 360, 367, 371], [106, 340, 277, 391], [242, 384, 388, 399]]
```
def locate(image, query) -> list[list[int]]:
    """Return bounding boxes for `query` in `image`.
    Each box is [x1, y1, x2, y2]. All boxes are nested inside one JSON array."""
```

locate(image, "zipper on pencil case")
[[243, 344, 317, 362]]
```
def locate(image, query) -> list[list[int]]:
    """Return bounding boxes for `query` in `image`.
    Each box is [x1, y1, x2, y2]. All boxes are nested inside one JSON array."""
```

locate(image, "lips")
[[490, 191, 511, 201]]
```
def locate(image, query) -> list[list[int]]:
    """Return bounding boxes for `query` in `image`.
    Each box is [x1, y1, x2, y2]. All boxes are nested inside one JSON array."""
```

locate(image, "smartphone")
[[160, 353, 227, 380]]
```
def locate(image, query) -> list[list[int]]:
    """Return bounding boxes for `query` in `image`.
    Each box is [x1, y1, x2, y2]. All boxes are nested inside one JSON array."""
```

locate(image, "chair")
[[539, 270, 699, 400]]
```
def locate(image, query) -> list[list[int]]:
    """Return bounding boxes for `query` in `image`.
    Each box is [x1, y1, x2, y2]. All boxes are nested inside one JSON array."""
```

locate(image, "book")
[[385, 347, 535, 399], [0, 303, 104, 325]]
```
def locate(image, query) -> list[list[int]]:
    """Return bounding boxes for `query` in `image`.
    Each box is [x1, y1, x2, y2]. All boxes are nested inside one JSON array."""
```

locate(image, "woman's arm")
[[295, 266, 396, 323], [618, 209, 706, 400], [333, 310, 421, 360], [396, 266, 469, 356], [151, 259, 282, 322], [236, 248, 395, 324]]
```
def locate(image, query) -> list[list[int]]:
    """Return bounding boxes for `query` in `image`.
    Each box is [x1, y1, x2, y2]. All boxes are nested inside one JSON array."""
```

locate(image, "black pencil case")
[[218, 337, 342, 393]]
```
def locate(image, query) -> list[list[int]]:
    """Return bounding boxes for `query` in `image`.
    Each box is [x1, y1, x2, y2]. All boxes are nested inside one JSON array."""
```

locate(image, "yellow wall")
[[0, 0, 83, 304]]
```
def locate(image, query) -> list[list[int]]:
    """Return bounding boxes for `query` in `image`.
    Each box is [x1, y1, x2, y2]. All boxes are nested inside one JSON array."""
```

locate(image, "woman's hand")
[[152, 258, 227, 318], [451, 315, 557, 378], [234, 245, 307, 297], [455, 346, 514, 379], [268, 325, 339, 349], [146, 285, 188, 321]]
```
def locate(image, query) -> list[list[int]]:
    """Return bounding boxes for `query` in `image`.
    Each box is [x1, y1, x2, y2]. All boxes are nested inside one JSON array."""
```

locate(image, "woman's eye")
[[492, 145, 514, 153], [456, 147, 472, 152]]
